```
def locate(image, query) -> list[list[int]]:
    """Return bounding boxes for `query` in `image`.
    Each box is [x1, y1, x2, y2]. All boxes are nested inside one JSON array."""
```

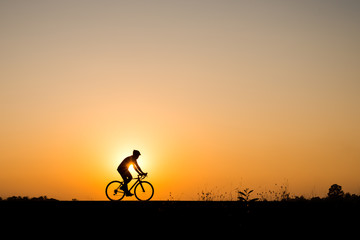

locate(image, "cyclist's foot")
[[125, 192, 133, 197]]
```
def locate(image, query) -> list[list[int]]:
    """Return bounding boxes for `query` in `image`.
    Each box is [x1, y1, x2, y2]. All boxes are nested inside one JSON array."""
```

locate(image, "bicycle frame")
[[106, 174, 153, 201], [125, 175, 146, 193]]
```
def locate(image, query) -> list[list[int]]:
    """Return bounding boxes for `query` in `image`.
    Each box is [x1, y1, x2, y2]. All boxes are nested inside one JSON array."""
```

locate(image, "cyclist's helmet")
[[133, 150, 141, 156]]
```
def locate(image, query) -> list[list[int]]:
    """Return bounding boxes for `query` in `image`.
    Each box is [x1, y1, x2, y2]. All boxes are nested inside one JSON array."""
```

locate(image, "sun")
[[128, 164, 135, 172]]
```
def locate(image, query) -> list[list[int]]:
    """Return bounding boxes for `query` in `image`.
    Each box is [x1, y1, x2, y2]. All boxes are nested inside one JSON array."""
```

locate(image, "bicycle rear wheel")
[[134, 181, 154, 201], [105, 180, 125, 201]]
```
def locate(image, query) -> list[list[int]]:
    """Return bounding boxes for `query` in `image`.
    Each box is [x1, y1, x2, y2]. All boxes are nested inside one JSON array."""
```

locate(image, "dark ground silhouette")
[[1, 199, 359, 237], [2, 184, 359, 237]]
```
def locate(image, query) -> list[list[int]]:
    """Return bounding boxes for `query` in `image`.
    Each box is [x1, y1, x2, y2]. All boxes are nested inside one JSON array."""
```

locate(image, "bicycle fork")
[[138, 182, 145, 192]]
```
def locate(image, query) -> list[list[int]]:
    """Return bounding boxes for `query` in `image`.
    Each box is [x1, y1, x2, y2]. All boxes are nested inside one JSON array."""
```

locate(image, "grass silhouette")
[[1, 185, 359, 237], [2, 186, 358, 240]]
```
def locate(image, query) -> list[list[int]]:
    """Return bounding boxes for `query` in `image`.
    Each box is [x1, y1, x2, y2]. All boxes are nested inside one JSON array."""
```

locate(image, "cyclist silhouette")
[[117, 150, 147, 196]]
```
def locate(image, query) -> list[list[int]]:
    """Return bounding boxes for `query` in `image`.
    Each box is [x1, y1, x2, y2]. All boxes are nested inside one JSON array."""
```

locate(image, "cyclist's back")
[[118, 156, 135, 171]]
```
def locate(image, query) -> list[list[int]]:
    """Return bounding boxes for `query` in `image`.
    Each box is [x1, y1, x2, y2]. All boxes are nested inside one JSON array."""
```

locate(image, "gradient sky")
[[1, 0, 359, 200]]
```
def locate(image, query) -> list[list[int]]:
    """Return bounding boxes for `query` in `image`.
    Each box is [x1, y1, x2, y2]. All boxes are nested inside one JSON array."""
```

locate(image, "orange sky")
[[1, 1, 360, 200]]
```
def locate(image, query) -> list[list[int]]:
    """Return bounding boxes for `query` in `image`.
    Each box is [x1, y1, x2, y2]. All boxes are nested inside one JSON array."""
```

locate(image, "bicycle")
[[105, 174, 154, 201]]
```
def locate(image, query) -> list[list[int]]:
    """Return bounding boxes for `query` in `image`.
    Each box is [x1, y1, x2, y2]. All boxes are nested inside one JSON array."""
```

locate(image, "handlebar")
[[137, 173, 148, 180]]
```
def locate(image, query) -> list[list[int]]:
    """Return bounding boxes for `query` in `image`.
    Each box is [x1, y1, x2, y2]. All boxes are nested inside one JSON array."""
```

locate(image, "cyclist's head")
[[133, 150, 141, 158]]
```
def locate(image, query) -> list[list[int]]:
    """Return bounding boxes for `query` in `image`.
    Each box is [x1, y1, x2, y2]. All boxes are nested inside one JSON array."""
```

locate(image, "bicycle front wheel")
[[134, 181, 154, 201], [105, 180, 125, 201]]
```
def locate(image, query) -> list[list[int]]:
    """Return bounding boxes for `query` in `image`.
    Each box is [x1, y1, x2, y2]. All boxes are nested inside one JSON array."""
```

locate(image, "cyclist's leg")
[[119, 169, 132, 193]]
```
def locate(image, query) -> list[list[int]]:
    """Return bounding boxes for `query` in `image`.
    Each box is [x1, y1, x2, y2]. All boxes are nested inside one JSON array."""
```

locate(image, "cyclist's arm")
[[133, 162, 145, 175]]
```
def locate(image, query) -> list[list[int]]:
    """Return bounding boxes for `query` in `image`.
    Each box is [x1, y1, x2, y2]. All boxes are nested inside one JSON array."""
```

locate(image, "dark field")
[[1, 200, 359, 237]]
